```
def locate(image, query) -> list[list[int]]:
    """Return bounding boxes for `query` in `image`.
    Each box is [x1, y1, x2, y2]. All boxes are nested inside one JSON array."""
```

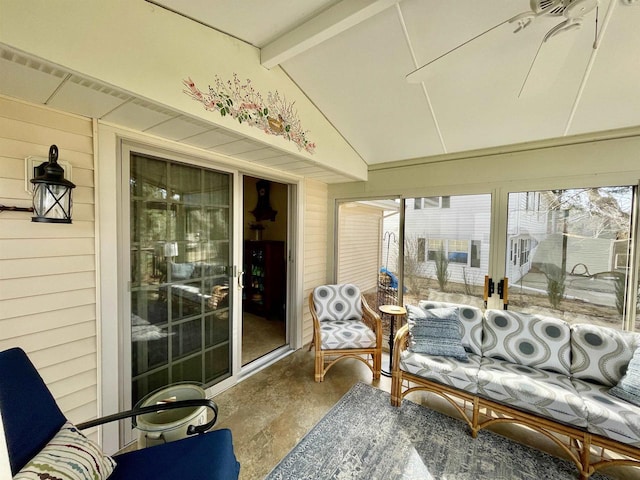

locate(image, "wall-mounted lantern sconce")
[[30, 145, 76, 223], [0, 145, 75, 222]]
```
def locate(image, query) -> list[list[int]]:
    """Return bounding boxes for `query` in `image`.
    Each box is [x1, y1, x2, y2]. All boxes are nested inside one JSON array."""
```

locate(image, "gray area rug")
[[266, 382, 611, 480]]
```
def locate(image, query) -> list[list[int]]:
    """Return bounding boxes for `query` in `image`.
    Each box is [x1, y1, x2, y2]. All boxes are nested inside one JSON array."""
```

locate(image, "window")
[[404, 194, 491, 304], [448, 239, 469, 264], [506, 187, 635, 331], [471, 240, 481, 268], [424, 197, 440, 208], [427, 239, 444, 261], [414, 198, 422, 209]]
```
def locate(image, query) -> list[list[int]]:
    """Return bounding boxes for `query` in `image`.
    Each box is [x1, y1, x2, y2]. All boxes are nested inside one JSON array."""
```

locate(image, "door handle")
[[238, 271, 245, 289]]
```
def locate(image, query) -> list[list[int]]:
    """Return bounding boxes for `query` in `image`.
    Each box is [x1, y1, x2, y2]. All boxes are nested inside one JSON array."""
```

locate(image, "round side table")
[[379, 304, 406, 377]]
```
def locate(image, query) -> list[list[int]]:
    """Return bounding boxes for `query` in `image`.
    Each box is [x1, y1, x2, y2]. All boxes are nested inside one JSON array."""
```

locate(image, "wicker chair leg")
[[315, 351, 324, 382], [373, 352, 381, 380]]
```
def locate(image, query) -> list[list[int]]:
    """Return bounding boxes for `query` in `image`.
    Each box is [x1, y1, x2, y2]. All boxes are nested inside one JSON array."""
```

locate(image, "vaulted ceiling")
[[151, 0, 640, 164], [2, 0, 640, 172]]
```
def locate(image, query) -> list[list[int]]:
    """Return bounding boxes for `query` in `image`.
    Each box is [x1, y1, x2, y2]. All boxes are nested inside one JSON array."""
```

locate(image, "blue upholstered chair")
[[309, 284, 382, 382], [0, 347, 240, 479]]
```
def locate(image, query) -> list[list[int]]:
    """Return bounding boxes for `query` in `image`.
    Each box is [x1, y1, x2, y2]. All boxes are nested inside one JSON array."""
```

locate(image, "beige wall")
[[0, 96, 98, 433], [302, 179, 329, 345], [337, 203, 382, 294]]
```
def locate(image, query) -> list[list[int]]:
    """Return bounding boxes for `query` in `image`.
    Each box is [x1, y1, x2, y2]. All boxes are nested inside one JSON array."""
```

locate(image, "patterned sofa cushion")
[[477, 356, 588, 427], [482, 310, 571, 375], [406, 305, 467, 360], [418, 301, 483, 355], [400, 351, 481, 393], [320, 320, 376, 350], [313, 284, 363, 322], [572, 377, 640, 447], [571, 323, 640, 386]]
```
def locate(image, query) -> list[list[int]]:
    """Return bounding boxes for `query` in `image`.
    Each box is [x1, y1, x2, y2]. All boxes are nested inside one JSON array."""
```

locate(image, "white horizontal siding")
[[0, 96, 98, 437]]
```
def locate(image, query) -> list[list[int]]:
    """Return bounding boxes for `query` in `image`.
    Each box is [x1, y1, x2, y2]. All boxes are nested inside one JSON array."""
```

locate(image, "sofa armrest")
[[392, 324, 410, 372]]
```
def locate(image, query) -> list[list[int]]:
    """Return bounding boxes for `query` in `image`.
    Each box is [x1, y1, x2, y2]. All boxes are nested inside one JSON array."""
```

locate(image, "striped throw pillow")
[[610, 346, 640, 406], [407, 305, 468, 360], [14, 421, 116, 480]]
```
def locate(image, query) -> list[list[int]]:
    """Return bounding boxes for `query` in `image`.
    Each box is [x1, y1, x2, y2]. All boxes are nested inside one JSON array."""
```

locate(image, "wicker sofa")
[[391, 301, 640, 480]]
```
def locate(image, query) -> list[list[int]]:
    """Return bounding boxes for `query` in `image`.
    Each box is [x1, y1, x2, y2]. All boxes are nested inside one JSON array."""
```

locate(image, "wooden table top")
[[378, 305, 406, 316]]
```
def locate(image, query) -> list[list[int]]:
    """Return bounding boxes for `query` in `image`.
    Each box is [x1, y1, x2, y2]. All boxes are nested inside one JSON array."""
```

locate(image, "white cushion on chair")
[[320, 320, 376, 350], [313, 284, 363, 322]]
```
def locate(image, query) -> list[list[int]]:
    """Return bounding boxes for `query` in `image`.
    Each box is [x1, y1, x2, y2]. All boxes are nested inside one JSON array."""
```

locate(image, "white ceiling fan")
[[406, 0, 638, 94]]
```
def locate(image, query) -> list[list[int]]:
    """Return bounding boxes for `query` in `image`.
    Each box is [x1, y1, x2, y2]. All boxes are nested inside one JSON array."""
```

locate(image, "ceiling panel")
[[102, 98, 177, 131], [0, 53, 66, 104], [569, 1, 640, 135], [47, 75, 131, 118], [282, 6, 444, 163], [180, 128, 244, 149], [148, 0, 339, 47], [144, 115, 213, 140], [233, 147, 284, 161], [210, 139, 266, 155]]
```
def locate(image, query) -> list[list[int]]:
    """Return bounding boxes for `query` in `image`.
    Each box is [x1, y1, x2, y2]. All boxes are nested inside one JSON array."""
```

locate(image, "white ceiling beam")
[[261, 0, 400, 69]]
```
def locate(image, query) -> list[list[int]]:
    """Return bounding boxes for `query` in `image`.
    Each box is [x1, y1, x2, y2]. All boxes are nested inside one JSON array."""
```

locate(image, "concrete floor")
[[212, 348, 640, 480]]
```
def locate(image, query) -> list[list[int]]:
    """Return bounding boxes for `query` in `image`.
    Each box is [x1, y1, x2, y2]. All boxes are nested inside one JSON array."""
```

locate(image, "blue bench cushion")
[[109, 428, 240, 480], [477, 356, 587, 427]]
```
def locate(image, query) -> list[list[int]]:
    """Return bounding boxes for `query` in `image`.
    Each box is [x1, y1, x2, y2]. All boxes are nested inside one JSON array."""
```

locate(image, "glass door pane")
[[505, 187, 635, 331], [130, 154, 232, 405], [336, 199, 401, 309], [403, 194, 491, 307]]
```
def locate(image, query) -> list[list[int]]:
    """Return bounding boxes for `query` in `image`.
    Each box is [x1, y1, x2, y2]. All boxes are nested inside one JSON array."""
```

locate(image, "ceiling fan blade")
[[518, 28, 579, 98], [519, 1, 603, 98], [406, 19, 510, 84]]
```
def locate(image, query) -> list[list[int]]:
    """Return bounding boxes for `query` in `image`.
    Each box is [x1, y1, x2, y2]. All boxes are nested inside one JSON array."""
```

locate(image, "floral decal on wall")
[[183, 75, 316, 154]]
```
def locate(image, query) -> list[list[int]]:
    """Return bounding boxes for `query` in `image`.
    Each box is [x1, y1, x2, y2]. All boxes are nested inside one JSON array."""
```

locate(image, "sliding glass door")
[[129, 153, 232, 406]]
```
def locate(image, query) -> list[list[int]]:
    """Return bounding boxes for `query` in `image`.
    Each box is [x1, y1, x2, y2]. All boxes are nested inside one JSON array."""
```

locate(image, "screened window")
[[506, 186, 635, 331]]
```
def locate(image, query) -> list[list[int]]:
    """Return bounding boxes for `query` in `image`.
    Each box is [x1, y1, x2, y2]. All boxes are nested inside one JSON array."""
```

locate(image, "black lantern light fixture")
[[30, 145, 76, 223]]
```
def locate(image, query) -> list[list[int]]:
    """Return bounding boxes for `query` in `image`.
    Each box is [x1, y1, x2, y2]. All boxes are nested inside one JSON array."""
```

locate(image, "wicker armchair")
[[309, 284, 382, 382]]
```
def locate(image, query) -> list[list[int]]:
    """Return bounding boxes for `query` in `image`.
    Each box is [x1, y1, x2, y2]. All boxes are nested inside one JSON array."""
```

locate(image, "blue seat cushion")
[[108, 428, 240, 480]]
